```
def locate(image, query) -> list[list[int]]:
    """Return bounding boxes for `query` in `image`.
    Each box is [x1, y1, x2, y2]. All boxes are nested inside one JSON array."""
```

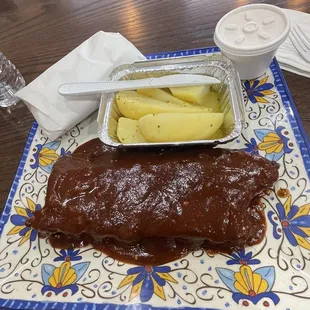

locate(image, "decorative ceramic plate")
[[1, 48, 310, 310]]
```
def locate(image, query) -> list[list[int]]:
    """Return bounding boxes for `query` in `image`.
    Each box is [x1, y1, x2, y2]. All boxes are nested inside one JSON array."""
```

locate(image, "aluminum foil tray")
[[98, 54, 244, 147]]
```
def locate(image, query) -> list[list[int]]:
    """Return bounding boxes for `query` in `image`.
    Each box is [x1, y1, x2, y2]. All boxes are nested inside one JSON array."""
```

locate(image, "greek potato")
[[117, 117, 147, 144], [137, 88, 189, 106], [138, 113, 224, 142], [116, 91, 211, 120], [201, 92, 221, 112], [170, 85, 210, 104], [208, 127, 225, 140]]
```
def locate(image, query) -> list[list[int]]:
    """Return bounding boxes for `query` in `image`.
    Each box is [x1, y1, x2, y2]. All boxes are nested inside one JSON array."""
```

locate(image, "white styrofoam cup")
[[214, 4, 290, 80]]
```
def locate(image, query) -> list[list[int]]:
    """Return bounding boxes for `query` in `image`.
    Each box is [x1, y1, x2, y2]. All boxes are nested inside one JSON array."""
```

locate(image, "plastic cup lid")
[[214, 4, 290, 56]]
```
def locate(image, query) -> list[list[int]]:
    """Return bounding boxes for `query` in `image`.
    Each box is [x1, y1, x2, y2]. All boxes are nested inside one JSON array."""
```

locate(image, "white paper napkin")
[[277, 9, 310, 78], [16, 31, 145, 140]]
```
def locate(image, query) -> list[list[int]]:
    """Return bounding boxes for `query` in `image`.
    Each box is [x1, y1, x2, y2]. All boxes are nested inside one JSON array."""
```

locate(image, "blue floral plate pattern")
[[0, 48, 310, 310]]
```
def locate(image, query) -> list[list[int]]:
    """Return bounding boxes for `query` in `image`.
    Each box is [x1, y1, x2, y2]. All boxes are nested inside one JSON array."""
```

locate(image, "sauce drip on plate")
[[277, 188, 290, 198]]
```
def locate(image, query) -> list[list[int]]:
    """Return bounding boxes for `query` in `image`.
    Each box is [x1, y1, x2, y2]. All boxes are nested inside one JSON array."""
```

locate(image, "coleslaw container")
[[98, 54, 244, 148], [214, 4, 290, 79]]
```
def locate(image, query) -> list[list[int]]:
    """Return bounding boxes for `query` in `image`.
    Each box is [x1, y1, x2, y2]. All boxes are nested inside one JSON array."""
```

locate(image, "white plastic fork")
[[289, 25, 310, 63]]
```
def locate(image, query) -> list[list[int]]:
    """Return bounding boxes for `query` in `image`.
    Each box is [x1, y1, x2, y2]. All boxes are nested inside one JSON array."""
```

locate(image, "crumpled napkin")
[[16, 31, 145, 140], [277, 9, 310, 78]]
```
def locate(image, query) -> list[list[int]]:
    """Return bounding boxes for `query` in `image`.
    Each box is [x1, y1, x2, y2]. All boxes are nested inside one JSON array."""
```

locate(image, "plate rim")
[[0, 47, 309, 310]]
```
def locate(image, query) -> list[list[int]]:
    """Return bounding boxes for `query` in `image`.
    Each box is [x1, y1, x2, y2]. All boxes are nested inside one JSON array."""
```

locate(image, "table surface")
[[0, 0, 310, 208]]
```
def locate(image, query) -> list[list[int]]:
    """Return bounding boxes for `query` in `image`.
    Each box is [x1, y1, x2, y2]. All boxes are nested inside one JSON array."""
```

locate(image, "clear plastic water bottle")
[[0, 52, 25, 107]]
